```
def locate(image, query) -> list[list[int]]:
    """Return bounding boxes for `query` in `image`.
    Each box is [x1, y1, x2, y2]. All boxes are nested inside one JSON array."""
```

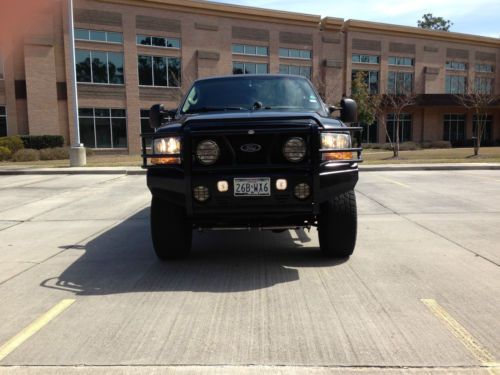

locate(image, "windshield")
[[180, 76, 323, 114]]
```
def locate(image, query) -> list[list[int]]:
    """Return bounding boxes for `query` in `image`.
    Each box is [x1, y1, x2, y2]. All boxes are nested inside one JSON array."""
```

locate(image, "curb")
[[0, 164, 499, 175]]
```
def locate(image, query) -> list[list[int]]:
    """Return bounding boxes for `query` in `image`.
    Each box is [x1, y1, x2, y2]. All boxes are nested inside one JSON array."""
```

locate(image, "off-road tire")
[[150, 196, 192, 260], [318, 190, 357, 258]]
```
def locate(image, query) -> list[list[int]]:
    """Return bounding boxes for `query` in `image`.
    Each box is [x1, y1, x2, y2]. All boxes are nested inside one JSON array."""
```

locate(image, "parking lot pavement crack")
[[356, 189, 500, 268]]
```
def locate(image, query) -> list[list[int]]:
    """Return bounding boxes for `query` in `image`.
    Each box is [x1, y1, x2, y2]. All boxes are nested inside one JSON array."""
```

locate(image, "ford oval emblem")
[[240, 143, 262, 153]]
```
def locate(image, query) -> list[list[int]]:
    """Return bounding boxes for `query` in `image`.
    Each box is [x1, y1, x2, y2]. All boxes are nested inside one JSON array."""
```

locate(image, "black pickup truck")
[[141, 75, 362, 260]]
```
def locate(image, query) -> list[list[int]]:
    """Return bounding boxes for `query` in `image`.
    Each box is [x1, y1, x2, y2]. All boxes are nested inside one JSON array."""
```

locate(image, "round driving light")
[[217, 180, 229, 192], [196, 140, 220, 165], [294, 183, 310, 200], [283, 137, 306, 163], [276, 179, 287, 191], [193, 185, 210, 202]]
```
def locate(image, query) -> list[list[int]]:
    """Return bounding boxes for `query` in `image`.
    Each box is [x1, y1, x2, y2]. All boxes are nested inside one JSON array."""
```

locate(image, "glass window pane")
[[352, 54, 359, 62], [388, 57, 396, 65], [289, 65, 300, 75], [111, 109, 126, 117], [256, 63, 268, 74], [153, 56, 167, 86], [279, 65, 289, 74], [75, 50, 91, 82], [137, 35, 151, 45], [245, 45, 256, 55], [167, 38, 180, 48], [256, 46, 268, 56], [233, 62, 244, 74], [245, 63, 256, 74], [168, 58, 181, 87], [112, 118, 127, 148], [290, 49, 301, 58], [107, 32, 123, 43], [232, 44, 244, 54], [95, 118, 111, 148], [74, 29, 89, 40], [138, 55, 152, 85], [140, 109, 150, 118], [300, 50, 311, 59], [91, 51, 108, 83], [90, 30, 106, 42], [95, 108, 110, 117], [78, 108, 93, 116], [0, 117, 6, 137], [108, 52, 124, 84], [300, 67, 311, 79], [79, 117, 95, 148], [279, 48, 288, 58], [0, 106, 6, 116], [152, 37, 166, 47], [141, 118, 150, 134]]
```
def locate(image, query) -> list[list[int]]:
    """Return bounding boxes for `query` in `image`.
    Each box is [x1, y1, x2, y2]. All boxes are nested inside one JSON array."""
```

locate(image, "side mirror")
[[149, 104, 164, 129], [340, 98, 357, 123]]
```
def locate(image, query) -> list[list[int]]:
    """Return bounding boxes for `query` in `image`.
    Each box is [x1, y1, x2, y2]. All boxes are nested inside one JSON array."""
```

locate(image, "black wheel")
[[318, 190, 357, 258], [150, 196, 192, 260]]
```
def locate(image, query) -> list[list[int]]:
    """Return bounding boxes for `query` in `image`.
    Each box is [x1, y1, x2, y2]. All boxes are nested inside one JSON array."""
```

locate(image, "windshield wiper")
[[187, 106, 249, 113], [262, 106, 304, 110]]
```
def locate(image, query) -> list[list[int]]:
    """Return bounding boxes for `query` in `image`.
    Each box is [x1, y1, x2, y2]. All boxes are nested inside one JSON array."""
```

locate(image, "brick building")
[[0, 0, 499, 153]]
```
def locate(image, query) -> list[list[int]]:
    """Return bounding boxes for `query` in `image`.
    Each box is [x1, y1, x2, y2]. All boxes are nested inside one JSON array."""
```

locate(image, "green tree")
[[417, 13, 453, 31], [351, 71, 381, 141]]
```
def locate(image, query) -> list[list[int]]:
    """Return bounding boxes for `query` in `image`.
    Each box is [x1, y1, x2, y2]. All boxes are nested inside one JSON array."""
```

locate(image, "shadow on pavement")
[[41, 208, 347, 296]]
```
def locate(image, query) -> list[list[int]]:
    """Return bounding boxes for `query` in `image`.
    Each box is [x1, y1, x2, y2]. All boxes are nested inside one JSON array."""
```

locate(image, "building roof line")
[[344, 19, 500, 48]]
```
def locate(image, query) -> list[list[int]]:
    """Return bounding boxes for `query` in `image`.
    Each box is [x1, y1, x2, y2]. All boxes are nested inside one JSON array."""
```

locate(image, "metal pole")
[[67, 0, 86, 166]]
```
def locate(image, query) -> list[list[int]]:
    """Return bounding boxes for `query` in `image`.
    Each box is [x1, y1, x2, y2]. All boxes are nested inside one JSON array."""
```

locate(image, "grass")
[[1, 147, 500, 168]]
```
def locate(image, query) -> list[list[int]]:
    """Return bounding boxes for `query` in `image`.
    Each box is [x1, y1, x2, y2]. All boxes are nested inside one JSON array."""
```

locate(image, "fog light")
[[294, 183, 310, 200], [276, 179, 287, 191], [217, 180, 229, 192], [193, 186, 210, 202]]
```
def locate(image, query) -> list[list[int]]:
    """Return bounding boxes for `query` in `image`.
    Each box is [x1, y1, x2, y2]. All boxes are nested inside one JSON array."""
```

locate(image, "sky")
[[215, 0, 500, 38]]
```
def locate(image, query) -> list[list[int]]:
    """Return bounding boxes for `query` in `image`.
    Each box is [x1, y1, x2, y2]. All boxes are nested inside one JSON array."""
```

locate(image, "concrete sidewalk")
[[0, 163, 499, 175]]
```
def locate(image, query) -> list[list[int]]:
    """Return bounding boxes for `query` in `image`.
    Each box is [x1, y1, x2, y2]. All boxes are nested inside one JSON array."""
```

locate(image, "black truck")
[[141, 75, 362, 260]]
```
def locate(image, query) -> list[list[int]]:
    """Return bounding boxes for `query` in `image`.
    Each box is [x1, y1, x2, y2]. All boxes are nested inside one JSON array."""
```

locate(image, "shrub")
[[39, 147, 70, 160], [0, 146, 12, 161], [11, 149, 40, 162], [399, 142, 422, 151], [0, 136, 24, 154], [20, 135, 64, 150], [430, 140, 451, 149]]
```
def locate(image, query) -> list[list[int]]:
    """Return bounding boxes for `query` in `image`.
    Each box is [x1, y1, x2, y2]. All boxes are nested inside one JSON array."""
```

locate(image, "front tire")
[[318, 190, 357, 258], [150, 197, 192, 260]]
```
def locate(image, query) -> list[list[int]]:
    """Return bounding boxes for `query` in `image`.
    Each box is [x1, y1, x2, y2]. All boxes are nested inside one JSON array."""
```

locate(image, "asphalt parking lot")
[[0, 171, 499, 374]]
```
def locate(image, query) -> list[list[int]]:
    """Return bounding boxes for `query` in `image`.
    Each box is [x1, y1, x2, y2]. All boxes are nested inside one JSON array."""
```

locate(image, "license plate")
[[234, 178, 270, 197]]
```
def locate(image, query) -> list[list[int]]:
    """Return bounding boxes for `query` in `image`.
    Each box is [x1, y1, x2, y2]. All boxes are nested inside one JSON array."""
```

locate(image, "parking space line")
[[376, 175, 410, 188], [421, 299, 497, 372], [0, 299, 75, 362]]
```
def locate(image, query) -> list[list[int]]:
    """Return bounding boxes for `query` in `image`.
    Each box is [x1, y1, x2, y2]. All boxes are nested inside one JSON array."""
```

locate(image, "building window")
[[475, 63, 494, 73], [446, 61, 467, 71], [233, 62, 268, 75], [387, 113, 412, 142], [75, 50, 124, 84], [136, 35, 181, 49], [78, 108, 127, 149], [351, 70, 379, 94], [475, 77, 493, 94], [138, 55, 181, 87], [360, 121, 378, 143], [0, 106, 7, 137], [279, 48, 312, 60], [232, 44, 268, 56], [388, 71, 413, 94], [279, 64, 311, 79], [388, 56, 414, 66], [74, 29, 123, 44], [352, 54, 380, 64], [445, 75, 466, 94], [443, 114, 466, 143], [140, 109, 151, 135], [472, 115, 493, 142]]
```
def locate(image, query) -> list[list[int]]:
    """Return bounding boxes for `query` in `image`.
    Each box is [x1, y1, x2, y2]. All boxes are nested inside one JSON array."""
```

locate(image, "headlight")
[[151, 137, 181, 165], [283, 137, 306, 163], [196, 140, 220, 165], [321, 133, 353, 161]]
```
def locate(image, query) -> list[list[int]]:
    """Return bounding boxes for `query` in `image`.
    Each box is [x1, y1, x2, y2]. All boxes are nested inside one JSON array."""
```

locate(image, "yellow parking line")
[[377, 175, 410, 188], [0, 299, 75, 362], [421, 299, 497, 372]]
